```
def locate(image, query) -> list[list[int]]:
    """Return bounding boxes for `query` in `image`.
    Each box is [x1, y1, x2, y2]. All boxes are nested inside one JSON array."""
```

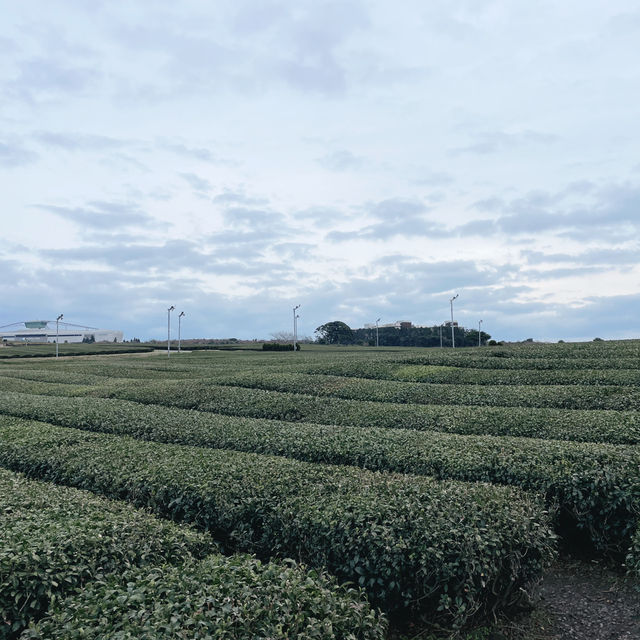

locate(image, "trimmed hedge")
[[26, 557, 386, 640], [391, 365, 640, 387], [0, 417, 556, 627], [263, 343, 299, 351], [198, 371, 640, 410], [1, 392, 636, 555], [0, 345, 153, 359], [53, 380, 640, 445], [0, 468, 214, 638], [301, 354, 640, 373]]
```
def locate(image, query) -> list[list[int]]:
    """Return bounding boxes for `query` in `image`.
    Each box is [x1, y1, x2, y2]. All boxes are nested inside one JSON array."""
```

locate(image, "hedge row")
[[2, 469, 384, 640], [26, 556, 385, 640], [263, 343, 299, 351], [201, 371, 640, 411], [2, 392, 637, 555], [391, 365, 640, 387], [0, 468, 214, 638], [0, 345, 154, 359], [295, 361, 640, 387], [301, 355, 640, 373], [0, 417, 556, 626], [45, 380, 640, 445]]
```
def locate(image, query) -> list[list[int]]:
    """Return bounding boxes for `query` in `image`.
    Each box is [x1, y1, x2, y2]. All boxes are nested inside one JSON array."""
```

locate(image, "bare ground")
[[494, 558, 640, 640]]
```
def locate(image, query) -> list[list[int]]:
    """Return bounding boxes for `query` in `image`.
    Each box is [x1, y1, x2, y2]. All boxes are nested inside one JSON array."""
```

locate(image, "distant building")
[[0, 320, 123, 343], [363, 320, 413, 330]]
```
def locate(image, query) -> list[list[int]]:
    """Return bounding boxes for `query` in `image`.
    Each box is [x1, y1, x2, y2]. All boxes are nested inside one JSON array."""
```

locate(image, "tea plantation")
[[0, 340, 638, 637]]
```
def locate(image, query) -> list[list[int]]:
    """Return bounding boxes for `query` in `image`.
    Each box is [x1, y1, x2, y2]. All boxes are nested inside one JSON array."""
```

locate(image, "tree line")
[[315, 321, 491, 347]]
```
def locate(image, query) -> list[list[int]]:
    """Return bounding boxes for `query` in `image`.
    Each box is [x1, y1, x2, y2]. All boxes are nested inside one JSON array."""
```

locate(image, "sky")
[[1, 0, 639, 342]]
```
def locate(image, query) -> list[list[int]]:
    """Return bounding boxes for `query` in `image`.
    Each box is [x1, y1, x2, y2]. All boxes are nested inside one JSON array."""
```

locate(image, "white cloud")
[[1, 0, 640, 341]]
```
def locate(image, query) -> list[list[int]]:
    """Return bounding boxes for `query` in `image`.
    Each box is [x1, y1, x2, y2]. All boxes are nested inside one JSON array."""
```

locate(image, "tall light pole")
[[178, 311, 185, 353], [56, 314, 63, 358], [293, 304, 300, 351], [450, 294, 459, 348], [167, 306, 174, 357], [478, 319, 483, 347], [375, 317, 381, 348]]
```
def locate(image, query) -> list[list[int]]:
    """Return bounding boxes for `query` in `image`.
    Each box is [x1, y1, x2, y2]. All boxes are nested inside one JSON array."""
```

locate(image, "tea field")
[[0, 341, 638, 638]]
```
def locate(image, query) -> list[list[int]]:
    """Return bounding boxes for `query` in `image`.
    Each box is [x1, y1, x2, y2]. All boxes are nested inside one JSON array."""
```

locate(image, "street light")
[[293, 304, 300, 351], [375, 317, 381, 348], [178, 312, 185, 353], [55, 314, 63, 358], [167, 306, 174, 357], [449, 294, 459, 348], [478, 319, 483, 347]]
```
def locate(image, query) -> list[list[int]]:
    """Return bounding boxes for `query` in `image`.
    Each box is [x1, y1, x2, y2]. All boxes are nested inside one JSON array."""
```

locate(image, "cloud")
[[412, 171, 454, 187], [159, 140, 234, 165], [33, 131, 124, 151], [179, 172, 211, 192], [451, 130, 558, 156], [522, 247, 640, 266], [468, 183, 640, 239], [325, 198, 446, 241], [295, 206, 346, 225], [316, 149, 363, 171], [212, 190, 268, 206], [0, 139, 38, 167], [36, 201, 159, 230], [7, 57, 98, 103], [222, 206, 286, 229]]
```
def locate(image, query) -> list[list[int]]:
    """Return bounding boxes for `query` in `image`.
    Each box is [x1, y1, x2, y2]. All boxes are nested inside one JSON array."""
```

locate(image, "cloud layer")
[[1, 1, 639, 341]]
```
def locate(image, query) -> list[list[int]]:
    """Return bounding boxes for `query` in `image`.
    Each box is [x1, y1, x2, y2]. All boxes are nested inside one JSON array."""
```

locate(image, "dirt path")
[[500, 559, 640, 640]]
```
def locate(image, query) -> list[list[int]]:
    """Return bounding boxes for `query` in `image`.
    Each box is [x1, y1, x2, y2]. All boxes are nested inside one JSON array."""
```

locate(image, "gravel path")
[[536, 559, 640, 640], [493, 558, 640, 640]]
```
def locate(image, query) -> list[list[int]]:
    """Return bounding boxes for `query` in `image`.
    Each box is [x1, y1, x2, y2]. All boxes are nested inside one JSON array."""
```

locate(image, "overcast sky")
[[1, 1, 639, 342]]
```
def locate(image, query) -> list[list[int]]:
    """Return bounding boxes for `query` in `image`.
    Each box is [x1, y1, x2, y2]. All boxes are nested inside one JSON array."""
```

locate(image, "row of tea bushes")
[[199, 372, 640, 411], [391, 365, 640, 387], [27, 557, 385, 640], [0, 344, 154, 359], [2, 469, 383, 640], [301, 355, 640, 374], [52, 380, 640, 445], [3, 392, 636, 555], [0, 417, 556, 627], [0, 468, 213, 638]]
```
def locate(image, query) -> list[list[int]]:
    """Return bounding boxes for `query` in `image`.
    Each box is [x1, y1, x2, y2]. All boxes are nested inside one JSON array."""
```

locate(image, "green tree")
[[315, 321, 355, 345]]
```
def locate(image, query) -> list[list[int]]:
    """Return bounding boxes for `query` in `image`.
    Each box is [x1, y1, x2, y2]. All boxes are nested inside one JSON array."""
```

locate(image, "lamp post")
[[375, 317, 381, 348], [56, 314, 63, 358], [178, 312, 185, 353], [450, 294, 459, 348], [293, 304, 300, 351], [478, 319, 483, 347], [167, 306, 174, 357]]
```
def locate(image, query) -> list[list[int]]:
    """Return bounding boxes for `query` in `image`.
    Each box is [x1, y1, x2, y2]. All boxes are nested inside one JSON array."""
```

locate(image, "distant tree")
[[593, 337, 604, 342], [82, 334, 95, 344], [315, 321, 354, 345], [270, 331, 294, 343]]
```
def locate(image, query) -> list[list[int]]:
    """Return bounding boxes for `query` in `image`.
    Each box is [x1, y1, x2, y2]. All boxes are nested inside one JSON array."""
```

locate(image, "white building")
[[0, 320, 123, 343]]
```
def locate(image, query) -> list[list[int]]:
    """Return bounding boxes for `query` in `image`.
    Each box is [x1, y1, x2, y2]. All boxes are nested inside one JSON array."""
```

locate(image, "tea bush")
[[0, 417, 556, 626], [0, 468, 213, 638], [51, 380, 640, 445], [0, 393, 635, 554], [26, 556, 386, 640]]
